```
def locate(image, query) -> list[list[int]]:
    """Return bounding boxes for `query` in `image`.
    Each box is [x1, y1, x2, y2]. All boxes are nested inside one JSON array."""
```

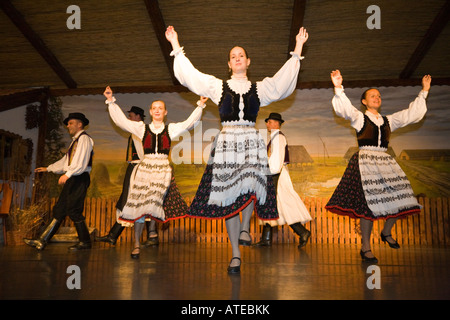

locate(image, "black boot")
[[69, 220, 91, 251], [254, 224, 272, 247], [143, 220, 159, 247], [96, 222, 124, 245], [290, 222, 311, 248], [24, 219, 61, 250]]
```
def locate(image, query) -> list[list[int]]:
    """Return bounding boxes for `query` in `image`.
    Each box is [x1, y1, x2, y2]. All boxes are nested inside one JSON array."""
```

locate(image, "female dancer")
[[326, 70, 431, 262], [104, 86, 207, 258], [165, 25, 308, 273]]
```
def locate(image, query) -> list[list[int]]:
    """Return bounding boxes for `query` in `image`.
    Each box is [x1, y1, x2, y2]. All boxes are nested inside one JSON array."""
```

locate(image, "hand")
[[58, 175, 69, 185], [165, 26, 181, 51], [422, 74, 432, 92], [296, 27, 309, 45], [200, 96, 208, 104], [330, 70, 343, 88], [34, 167, 48, 173], [104, 86, 113, 101]]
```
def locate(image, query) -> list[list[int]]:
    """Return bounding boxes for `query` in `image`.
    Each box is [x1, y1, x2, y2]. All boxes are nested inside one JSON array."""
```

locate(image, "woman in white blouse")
[[326, 70, 431, 262], [104, 86, 207, 258], [165, 25, 308, 273]]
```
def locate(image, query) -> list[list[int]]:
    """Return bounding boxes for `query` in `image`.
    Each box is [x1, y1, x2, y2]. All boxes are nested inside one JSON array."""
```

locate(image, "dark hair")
[[360, 88, 379, 106], [228, 46, 250, 61], [228, 46, 250, 78]]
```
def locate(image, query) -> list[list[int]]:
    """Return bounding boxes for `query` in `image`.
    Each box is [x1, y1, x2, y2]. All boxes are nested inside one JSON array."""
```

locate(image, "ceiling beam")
[[0, 1, 77, 89], [400, 0, 450, 79], [143, 0, 179, 85], [46, 77, 450, 96], [288, 0, 307, 58], [0, 88, 49, 112]]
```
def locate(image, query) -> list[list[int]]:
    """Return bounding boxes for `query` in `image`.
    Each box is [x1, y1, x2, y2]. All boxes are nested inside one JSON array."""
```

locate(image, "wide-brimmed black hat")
[[63, 112, 89, 126], [265, 112, 284, 124], [127, 106, 145, 118]]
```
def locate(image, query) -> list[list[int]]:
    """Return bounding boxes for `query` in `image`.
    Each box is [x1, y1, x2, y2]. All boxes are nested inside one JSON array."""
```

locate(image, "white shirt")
[[106, 97, 205, 154], [267, 129, 287, 174], [171, 47, 303, 125], [332, 87, 428, 150], [47, 130, 94, 178]]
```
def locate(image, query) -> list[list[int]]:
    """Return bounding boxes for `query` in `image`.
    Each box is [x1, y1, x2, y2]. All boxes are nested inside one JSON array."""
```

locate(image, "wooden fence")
[[53, 196, 449, 246]]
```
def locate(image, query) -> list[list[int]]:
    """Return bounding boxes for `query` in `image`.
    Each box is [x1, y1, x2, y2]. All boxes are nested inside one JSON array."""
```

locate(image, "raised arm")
[[168, 96, 208, 139], [257, 27, 308, 106], [388, 75, 431, 132], [165, 26, 222, 103], [103, 86, 145, 138], [330, 70, 364, 131]]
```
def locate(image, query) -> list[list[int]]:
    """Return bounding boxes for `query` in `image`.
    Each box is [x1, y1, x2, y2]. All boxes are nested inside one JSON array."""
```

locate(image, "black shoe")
[[69, 220, 91, 251], [290, 223, 311, 248], [360, 250, 378, 263], [24, 219, 61, 250], [227, 257, 241, 274], [131, 247, 140, 259], [238, 230, 252, 246], [254, 224, 272, 247], [143, 235, 159, 247], [381, 233, 400, 249], [96, 222, 124, 245]]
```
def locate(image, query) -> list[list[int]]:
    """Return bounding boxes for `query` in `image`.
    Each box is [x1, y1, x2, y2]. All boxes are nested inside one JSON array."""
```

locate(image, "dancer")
[[325, 70, 431, 262], [25, 112, 94, 251], [165, 25, 308, 273], [254, 112, 312, 248], [97, 106, 152, 245], [103, 86, 206, 258]]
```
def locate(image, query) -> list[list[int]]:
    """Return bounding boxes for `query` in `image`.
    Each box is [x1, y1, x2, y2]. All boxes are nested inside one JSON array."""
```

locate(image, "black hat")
[[63, 112, 89, 126], [265, 112, 284, 124], [127, 106, 145, 119]]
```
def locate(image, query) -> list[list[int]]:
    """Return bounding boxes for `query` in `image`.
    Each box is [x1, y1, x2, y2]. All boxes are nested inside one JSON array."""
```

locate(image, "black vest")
[[267, 131, 290, 164], [67, 131, 93, 167], [126, 136, 140, 161], [217, 80, 261, 123], [357, 114, 391, 149], [142, 124, 171, 155]]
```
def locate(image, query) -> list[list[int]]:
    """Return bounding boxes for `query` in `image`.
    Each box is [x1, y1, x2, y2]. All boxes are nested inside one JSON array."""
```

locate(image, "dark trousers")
[[116, 162, 137, 211], [52, 172, 90, 223]]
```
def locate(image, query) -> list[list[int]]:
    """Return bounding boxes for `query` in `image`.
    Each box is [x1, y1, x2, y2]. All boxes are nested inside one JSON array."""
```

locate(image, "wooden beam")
[[400, 0, 450, 79], [45, 77, 450, 96], [0, 88, 48, 112], [143, 0, 179, 85], [288, 0, 307, 57], [0, 1, 77, 88]]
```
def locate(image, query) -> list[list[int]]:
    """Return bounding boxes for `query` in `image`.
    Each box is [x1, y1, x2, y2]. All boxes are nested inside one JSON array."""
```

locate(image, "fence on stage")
[[52, 196, 449, 246]]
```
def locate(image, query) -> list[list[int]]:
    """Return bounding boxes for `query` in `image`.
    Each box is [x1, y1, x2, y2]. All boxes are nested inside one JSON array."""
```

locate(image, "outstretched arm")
[[330, 69, 343, 89], [165, 26, 181, 52], [388, 75, 431, 131], [293, 27, 309, 57], [165, 26, 222, 104], [422, 74, 432, 92], [104, 86, 145, 138]]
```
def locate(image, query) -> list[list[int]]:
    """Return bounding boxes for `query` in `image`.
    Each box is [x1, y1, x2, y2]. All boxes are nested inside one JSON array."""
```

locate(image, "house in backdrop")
[[287, 145, 314, 166], [399, 149, 450, 161]]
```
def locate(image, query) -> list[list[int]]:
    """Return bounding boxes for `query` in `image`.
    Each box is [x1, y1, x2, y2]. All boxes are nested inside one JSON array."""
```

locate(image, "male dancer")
[[25, 112, 94, 251], [255, 113, 311, 248]]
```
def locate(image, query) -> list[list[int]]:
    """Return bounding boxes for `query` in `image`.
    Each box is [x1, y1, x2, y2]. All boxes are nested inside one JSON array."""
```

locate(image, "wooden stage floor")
[[1, 241, 449, 303]]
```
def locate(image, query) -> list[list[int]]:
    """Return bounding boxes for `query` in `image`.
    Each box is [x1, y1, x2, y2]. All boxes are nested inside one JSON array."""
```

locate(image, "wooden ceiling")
[[0, 0, 449, 102]]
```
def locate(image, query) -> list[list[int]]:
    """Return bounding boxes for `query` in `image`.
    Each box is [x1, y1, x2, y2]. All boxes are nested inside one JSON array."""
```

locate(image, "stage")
[[1, 242, 449, 302]]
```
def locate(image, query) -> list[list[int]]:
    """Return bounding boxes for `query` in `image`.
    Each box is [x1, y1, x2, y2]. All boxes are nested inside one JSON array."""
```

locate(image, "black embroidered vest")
[[357, 114, 390, 148], [67, 131, 93, 167], [267, 131, 290, 164], [218, 80, 261, 123], [142, 124, 171, 155]]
